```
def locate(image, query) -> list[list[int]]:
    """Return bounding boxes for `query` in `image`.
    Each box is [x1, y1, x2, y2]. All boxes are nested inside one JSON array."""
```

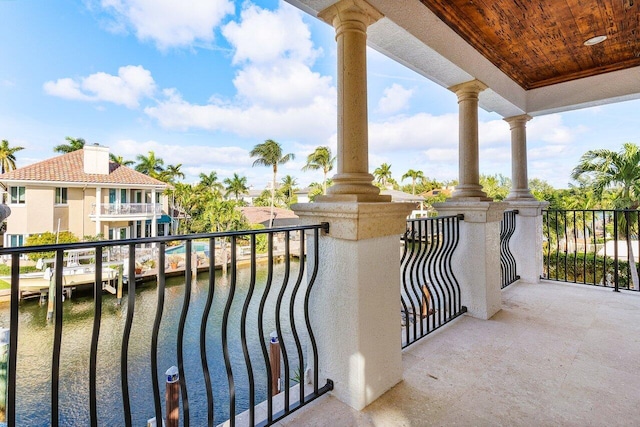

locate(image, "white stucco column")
[[293, 202, 413, 410], [95, 187, 102, 236], [433, 201, 506, 319], [291, 0, 417, 411], [449, 80, 491, 201], [151, 188, 157, 238], [505, 114, 535, 200], [506, 200, 550, 283], [317, 0, 389, 202]]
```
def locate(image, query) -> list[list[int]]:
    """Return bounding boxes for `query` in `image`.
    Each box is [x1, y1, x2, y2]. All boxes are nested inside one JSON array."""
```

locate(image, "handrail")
[[1, 223, 332, 426]]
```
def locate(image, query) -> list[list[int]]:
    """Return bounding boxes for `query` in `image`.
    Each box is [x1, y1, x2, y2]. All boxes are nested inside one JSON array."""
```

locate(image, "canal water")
[[0, 260, 309, 426]]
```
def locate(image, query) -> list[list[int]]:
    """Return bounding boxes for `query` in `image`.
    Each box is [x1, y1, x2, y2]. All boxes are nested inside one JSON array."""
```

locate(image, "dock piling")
[[269, 331, 281, 395], [165, 366, 179, 427], [116, 264, 123, 305]]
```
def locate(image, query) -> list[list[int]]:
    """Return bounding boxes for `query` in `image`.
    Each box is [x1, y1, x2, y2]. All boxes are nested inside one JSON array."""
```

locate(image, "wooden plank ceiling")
[[419, 0, 640, 89]]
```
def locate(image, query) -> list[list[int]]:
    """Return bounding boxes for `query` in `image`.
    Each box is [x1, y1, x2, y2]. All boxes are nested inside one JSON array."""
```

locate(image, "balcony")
[[1, 210, 638, 426], [90, 203, 162, 221]]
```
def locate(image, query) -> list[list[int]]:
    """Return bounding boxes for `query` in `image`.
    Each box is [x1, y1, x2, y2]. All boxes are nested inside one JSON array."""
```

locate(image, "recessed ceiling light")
[[584, 35, 607, 46]]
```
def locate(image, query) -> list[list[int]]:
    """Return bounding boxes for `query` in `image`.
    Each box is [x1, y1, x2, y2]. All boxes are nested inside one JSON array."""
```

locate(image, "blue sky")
[[1, 0, 639, 190]]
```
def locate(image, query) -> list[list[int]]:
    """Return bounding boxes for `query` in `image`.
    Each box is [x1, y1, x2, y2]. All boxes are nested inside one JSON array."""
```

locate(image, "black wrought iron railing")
[[0, 224, 332, 427], [543, 209, 640, 292], [400, 215, 466, 348], [500, 210, 519, 288]]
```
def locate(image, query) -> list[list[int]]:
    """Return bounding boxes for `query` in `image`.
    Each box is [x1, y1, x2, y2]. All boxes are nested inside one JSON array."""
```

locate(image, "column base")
[[450, 184, 492, 201], [505, 189, 536, 200]]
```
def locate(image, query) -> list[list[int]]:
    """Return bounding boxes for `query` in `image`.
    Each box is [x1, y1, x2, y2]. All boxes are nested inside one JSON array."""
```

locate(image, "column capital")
[[318, 0, 384, 30], [449, 79, 487, 102], [504, 114, 532, 130]]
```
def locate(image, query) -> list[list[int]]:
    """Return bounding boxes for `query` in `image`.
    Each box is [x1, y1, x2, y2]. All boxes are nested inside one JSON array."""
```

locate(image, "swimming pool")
[[165, 241, 211, 254]]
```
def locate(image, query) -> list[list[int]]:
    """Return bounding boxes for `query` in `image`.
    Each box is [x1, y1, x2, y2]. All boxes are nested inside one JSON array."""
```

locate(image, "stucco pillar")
[[292, 0, 412, 411], [505, 114, 535, 200], [317, 0, 389, 202], [449, 80, 491, 201], [433, 201, 506, 319], [293, 201, 413, 410], [95, 187, 101, 236], [506, 200, 549, 283]]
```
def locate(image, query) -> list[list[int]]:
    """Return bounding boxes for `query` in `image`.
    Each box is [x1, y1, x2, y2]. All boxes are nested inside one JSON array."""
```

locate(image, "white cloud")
[[529, 114, 586, 144], [144, 2, 337, 142], [233, 61, 333, 108], [423, 148, 458, 162], [369, 113, 458, 151], [43, 65, 156, 108], [377, 83, 413, 115], [43, 78, 93, 101], [100, 0, 234, 50], [479, 119, 510, 145], [222, 2, 319, 65], [145, 88, 335, 141], [111, 139, 252, 168]]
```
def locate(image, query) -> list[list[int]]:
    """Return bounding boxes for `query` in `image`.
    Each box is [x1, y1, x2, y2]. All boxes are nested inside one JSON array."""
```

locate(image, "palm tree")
[[109, 154, 135, 166], [135, 151, 165, 179], [206, 200, 247, 275], [224, 173, 249, 201], [0, 139, 24, 174], [572, 142, 640, 289], [402, 169, 424, 195], [374, 163, 393, 187], [54, 137, 85, 153], [198, 171, 224, 197], [280, 175, 298, 207], [160, 164, 185, 183], [302, 146, 335, 195], [250, 139, 295, 228]]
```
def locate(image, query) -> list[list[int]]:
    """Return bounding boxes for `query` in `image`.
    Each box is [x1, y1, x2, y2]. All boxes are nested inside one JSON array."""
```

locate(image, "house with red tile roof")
[[0, 144, 169, 247]]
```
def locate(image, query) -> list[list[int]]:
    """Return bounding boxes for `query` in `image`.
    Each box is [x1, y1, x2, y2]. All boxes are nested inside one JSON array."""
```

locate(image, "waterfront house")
[[0, 144, 170, 247]]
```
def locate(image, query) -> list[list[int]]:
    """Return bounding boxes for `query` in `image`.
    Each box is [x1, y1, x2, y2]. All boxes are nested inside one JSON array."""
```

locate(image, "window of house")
[[9, 186, 25, 204], [8, 234, 24, 247], [55, 187, 68, 205]]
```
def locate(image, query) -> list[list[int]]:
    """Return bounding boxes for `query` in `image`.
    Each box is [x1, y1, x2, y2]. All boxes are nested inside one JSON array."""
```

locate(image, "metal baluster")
[[121, 244, 136, 427], [289, 230, 306, 404], [275, 232, 291, 412], [239, 235, 255, 425], [258, 233, 274, 422], [151, 243, 166, 425], [177, 240, 193, 426], [89, 246, 103, 427]]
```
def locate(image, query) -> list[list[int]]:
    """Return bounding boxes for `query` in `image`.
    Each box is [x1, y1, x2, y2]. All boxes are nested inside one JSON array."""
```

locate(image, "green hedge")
[[543, 251, 637, 290]]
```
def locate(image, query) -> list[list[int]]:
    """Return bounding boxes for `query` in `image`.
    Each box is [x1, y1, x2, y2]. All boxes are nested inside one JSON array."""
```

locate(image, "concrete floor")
[[276, 280, 640, 426]]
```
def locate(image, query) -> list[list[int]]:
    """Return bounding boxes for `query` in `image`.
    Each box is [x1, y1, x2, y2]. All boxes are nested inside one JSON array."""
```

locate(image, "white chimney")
[[83, 144, 110, 175]]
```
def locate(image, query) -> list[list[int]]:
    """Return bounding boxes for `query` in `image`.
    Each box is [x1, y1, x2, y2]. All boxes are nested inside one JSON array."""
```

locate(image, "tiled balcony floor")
[[278, 280, 640, 426]]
